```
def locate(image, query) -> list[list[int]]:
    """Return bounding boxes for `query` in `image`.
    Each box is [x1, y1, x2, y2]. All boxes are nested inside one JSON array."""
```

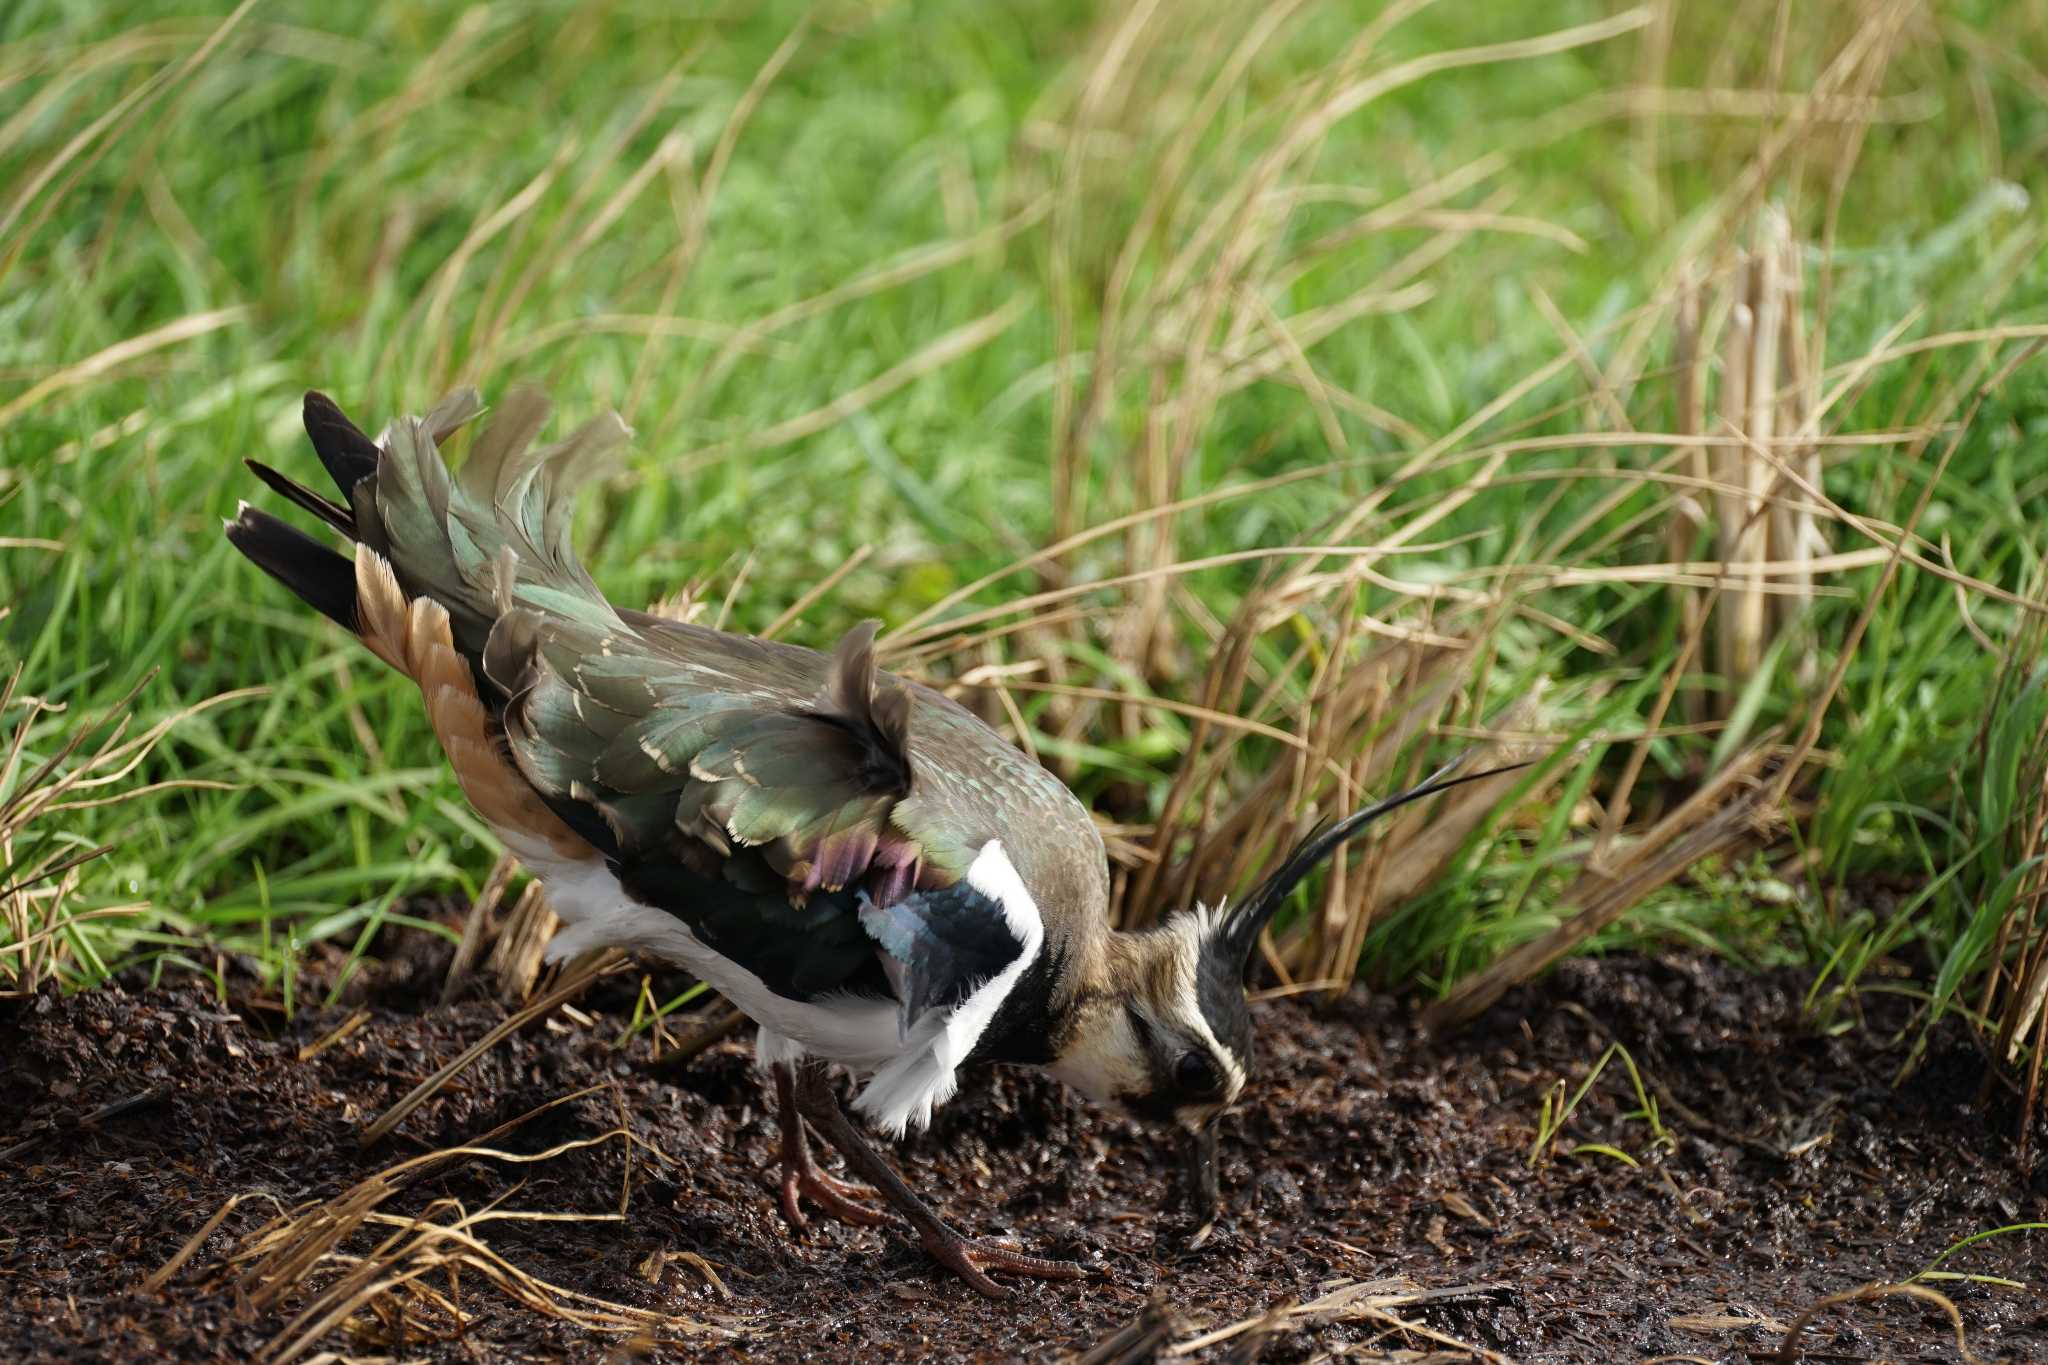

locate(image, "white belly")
[[508, 837, 1043, 1138]]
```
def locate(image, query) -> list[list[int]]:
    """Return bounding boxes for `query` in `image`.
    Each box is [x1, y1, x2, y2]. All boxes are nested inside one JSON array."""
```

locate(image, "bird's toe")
[[780, 1167, 889, 1233], [919, 1229, 1094, 1300]]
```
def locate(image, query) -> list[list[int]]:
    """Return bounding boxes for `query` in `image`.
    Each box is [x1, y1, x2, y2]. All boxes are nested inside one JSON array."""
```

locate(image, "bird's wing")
[[486, 613, 970, 908], [234, 387, 1050, 1020], [491, 612, 1048, 1025]]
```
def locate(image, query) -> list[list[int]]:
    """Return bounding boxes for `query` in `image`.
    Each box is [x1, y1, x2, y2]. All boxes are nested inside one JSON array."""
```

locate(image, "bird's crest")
[[1205, 755, 1533, 980]]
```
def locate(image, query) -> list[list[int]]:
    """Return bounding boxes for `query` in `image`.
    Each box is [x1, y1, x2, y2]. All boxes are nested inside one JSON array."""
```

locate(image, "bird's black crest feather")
[[1215, 755, 1533, 977]]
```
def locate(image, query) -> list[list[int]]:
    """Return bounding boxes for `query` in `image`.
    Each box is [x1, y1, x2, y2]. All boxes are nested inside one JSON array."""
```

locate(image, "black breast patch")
[[858, 881, 1027, 1033]]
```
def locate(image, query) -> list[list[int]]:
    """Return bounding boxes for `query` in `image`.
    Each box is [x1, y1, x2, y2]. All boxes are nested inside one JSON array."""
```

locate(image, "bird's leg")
[[792, 1060, 1089, 1300], [772, 1061, 886, 1232]]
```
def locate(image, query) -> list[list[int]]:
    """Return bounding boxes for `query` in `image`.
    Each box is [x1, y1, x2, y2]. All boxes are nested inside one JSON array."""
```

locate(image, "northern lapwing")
[[226, 388, 1522, 1298]]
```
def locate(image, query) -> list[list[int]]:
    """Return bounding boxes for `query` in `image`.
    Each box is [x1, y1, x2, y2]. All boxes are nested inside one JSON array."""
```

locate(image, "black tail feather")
[[302, 390, 380, 497], [225, 503, 359, 633], [244, 458, 355, 537]]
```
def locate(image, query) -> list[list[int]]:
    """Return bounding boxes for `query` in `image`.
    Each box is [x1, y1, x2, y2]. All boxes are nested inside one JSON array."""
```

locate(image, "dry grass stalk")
[[1063, 1296, 1181, 1365], [1673, 209, 1828, 717], [449, 851, 626, 1009], [297, 1009, 371, 1063], [646, 1001, 747, 1074], [1670, 266, 1712, 734], [481, 879, 560, 1004], [142, 1192, 258, 1295], [438, 851, 517, 1005], [1773, 1281, 1980, 1365], [202, 1099, 725, 1362], [360, 951, 625, 1148], [0, 665, 244, 994], [1159, 1275, 1512, 1362]]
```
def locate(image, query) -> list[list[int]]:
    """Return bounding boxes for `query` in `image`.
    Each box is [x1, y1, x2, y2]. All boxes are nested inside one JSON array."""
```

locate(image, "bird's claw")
[[919, 1230, 1093, 1300]]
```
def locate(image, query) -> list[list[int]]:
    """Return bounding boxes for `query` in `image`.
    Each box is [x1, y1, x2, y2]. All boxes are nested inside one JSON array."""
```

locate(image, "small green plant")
[[1527, 1042, 1670, 1168], [1908, 1221, 2047, 1292], [615, 979, 712, 1050]]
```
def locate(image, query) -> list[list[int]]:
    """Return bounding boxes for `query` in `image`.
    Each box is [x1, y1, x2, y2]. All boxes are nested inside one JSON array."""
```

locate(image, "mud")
[[3, 935, 2044, 1362]]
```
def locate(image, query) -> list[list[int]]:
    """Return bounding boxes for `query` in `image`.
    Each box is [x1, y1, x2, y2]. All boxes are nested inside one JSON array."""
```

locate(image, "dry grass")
[[870, 0, 2048, 1047], [1773, 1281, 1981, 1365], [1068, 1269, 1987, 1363], [1072, 1274, 1516, 1363], [357, 950, 626, 1148], [0, 664, 245, 996], [153, 1087, 732, 1363]]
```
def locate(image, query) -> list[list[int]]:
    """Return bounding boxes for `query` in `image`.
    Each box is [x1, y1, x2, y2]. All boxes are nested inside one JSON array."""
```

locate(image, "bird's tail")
[[226, 388, 631, 662], [225, 389, 614, 866]]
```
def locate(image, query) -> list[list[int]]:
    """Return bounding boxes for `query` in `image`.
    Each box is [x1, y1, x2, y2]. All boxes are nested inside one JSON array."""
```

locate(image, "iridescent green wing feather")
[[488, 613, 956, 909]]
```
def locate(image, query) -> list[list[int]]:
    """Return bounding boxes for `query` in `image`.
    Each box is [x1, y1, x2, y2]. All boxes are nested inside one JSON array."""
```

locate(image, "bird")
[[225, 386, 1523, 1299]]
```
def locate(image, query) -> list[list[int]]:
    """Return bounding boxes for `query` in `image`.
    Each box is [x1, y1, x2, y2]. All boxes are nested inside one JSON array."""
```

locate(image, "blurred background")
[[4, 1, 2047, 1113]]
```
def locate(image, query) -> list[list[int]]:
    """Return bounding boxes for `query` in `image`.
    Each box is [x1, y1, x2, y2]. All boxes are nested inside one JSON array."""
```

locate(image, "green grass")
[[5, 0, 2048, 1074]]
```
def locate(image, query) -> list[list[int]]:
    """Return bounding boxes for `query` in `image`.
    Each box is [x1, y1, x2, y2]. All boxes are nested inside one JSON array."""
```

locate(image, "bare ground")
[[3, 931, 2045, 1363]]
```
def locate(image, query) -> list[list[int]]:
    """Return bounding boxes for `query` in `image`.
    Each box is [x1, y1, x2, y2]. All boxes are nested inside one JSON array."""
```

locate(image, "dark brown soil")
[[3, 936, 2045, 1363]]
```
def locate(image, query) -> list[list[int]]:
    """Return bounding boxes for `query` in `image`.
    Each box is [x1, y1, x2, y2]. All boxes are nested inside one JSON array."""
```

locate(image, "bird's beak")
[[1180, 1123, 1220, 1246]]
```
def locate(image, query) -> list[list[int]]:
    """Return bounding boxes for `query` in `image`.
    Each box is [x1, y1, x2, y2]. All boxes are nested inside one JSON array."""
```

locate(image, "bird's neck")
[[968, 902, 1116, 1067]]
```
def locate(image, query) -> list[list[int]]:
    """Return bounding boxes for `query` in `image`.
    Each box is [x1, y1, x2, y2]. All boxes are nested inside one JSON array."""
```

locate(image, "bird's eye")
[[1175, 1051, 1220, 1096]]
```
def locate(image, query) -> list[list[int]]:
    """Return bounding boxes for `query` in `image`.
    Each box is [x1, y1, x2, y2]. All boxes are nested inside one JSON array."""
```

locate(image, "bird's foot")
[[784, 1060, 1093, 1299], [779, 1161, 888, 1233], [772, 1059, 887, 1234], [917, 1228, 1092, 1300]]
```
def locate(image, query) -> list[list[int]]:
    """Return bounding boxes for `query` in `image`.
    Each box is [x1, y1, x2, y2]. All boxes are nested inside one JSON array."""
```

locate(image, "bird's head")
[[1047, 758, 1527, 1229]]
